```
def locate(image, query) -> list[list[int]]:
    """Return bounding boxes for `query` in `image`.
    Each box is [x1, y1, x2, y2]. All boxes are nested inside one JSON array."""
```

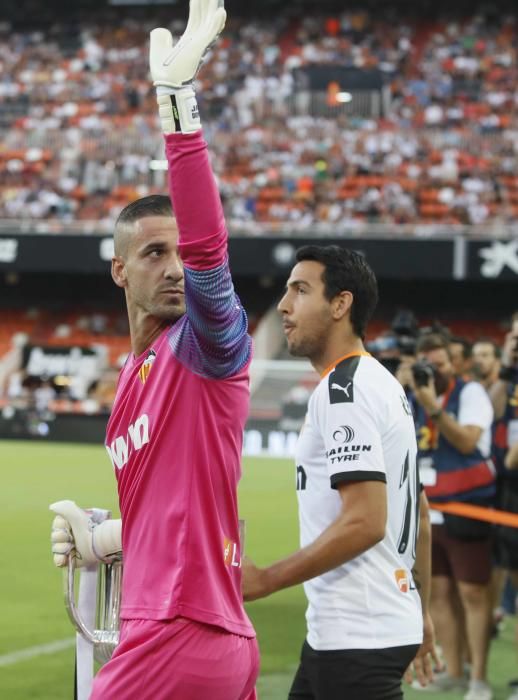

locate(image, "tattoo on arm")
[[412, 567, 422, 591]]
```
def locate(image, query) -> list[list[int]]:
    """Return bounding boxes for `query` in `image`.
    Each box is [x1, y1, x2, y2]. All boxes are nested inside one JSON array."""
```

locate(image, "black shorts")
[[288, 639, 420, 700]]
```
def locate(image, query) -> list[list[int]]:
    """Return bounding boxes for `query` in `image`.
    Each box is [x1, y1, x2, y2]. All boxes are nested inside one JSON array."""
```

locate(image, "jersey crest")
[[139, 349, 157, 385]]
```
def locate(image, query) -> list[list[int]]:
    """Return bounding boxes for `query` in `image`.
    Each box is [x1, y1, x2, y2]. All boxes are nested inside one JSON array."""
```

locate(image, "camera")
[[411, 360, 435, 388], [498, 365, 518, 384], [367, 310, 419, 377], [391, 310, 418, 357], [397, 335, 417, 357]]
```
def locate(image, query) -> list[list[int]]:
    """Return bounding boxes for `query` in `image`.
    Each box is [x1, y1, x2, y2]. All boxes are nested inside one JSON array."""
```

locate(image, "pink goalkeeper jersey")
[[105, 131, 255, 638]]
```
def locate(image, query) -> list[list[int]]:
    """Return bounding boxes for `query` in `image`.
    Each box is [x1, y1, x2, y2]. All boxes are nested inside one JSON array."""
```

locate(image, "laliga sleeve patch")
[[328, 356, 361, 404]]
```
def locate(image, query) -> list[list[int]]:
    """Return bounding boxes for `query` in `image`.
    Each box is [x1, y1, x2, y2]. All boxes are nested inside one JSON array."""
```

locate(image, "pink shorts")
[[90, 617, 260, 700]]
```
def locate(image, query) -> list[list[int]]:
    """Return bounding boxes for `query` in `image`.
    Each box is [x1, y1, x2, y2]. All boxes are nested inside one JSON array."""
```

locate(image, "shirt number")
[[397, 451, 420, 558]]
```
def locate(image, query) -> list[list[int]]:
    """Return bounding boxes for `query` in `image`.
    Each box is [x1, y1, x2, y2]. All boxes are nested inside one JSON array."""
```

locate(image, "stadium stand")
[[0, 1, 517, 232]]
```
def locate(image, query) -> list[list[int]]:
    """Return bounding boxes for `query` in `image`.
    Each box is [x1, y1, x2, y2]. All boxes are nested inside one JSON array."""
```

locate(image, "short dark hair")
[[416, 333, 450, 356], [116, 194, 173, 228], [295, 245, 378, 339], [114, 195, 174, 257], [449, 335, 472, 359]]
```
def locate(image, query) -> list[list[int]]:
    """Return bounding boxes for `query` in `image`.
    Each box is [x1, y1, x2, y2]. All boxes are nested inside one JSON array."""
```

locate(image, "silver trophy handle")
[[64, 553, 122, 665], [61, 507, 122, 660], [62, 506, 111, 644], [64, 556, 97, 644]]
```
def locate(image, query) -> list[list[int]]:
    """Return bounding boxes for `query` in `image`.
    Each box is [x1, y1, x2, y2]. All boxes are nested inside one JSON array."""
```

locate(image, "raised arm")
[[150, 2, 251, 378]]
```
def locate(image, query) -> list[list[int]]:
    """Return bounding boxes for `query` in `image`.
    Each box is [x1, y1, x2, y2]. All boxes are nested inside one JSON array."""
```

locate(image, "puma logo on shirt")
[[331, 382, 352, 397]]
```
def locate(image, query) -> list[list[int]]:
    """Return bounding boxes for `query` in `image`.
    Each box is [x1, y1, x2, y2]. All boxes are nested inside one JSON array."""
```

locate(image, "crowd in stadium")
[[1, 4, 518, 231], [366, 311, 518, 699]]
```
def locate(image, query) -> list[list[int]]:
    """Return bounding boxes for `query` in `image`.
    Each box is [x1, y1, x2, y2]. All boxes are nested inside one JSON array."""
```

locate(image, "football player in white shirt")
[[243, 245, 439, 699]]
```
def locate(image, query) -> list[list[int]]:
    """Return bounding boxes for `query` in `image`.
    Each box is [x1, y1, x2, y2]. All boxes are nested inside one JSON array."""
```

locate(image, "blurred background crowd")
[[1, 0, 518, 233], [366, 310, 518, 697]]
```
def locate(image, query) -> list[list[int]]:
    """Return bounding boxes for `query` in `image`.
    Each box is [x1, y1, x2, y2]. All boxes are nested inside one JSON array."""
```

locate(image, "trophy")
[[65, 554, 122, 665], [62, 508, 122, 666]]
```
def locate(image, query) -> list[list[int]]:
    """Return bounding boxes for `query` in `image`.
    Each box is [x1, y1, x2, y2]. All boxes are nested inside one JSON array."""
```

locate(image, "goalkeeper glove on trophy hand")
[[50, 500, 122, 568], [149, 0, 226, 134]]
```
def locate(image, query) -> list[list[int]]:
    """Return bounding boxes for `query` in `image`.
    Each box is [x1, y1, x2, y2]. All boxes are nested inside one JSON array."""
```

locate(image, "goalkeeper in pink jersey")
[[49, 2, 259, 698]]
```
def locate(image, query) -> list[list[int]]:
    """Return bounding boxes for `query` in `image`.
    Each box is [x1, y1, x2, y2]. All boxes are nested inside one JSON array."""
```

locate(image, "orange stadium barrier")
[[431, 502, 518, 529]]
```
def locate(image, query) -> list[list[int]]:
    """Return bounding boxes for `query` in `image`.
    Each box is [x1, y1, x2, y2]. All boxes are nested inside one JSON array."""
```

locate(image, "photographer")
[[367, 309, 419, 383], [472, 339, 501, 392], [449, 336, 473, 379], [490, 314, 518, 420], [410, 333, 495, 700]]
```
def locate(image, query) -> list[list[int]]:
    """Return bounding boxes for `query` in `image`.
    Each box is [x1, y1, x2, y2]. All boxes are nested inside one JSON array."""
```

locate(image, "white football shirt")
[[295, 353, 423, 650]]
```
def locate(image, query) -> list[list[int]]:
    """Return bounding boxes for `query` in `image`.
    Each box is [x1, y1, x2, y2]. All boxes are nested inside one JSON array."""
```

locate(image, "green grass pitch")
[[0, 440, 515, 699]]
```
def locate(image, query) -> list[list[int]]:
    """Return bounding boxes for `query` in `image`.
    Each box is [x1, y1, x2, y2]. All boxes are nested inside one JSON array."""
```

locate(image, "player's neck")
[[312, 335, 365, 376], [128, 313, 169, 358]]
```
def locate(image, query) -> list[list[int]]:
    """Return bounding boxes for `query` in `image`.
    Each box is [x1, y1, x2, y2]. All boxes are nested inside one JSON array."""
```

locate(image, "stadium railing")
[[1, 219, 517, 239]]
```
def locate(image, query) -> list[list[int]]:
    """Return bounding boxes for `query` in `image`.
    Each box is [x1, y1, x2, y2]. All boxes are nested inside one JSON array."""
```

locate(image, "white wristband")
[[156, 86, 201, 134]]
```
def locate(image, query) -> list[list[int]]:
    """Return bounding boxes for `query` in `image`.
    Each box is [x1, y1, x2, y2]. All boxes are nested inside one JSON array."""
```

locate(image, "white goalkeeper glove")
[[149, 0, 226, 134], [50, 500, 122, 568]]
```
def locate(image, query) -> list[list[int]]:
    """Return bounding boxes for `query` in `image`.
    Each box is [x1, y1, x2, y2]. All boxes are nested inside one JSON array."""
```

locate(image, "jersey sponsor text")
[[106, 414, 150, 470]]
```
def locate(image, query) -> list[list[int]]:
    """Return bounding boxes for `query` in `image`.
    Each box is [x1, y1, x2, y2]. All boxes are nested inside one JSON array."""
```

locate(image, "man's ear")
[[332, 290, 353, 320], [111, 257, 127, 288]]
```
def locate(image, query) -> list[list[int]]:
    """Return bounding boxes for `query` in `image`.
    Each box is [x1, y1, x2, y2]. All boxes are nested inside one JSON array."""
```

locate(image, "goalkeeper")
[[50, 1, 259, 698]]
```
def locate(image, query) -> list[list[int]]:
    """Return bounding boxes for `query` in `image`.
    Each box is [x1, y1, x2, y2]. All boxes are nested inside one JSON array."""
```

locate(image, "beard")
[[476, 365, 491, 379], [152, 301, 185, 322], [286, 310, 333, 362], [146, 291, 186, 322], [288, 338, 315, 357], [287, 335, 325, 359]]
